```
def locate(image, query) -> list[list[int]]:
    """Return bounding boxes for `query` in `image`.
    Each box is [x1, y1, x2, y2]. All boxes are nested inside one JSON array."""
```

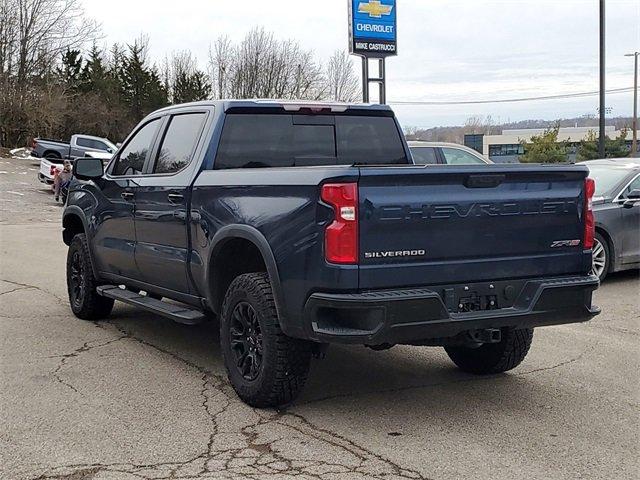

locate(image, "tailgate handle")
[[464, 174, 505, 188]]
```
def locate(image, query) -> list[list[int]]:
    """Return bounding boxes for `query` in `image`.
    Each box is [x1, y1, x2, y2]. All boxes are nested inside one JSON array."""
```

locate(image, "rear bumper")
[[303, 275, 600, 345], [38, 172, 53, 184]]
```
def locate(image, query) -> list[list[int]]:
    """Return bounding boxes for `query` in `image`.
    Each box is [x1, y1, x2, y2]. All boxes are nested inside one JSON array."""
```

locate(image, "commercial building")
[[464, 127, 638, 163]]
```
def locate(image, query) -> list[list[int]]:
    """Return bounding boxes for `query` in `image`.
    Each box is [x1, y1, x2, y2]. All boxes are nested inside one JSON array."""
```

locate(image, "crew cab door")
[[618, 174, 640, 264], [133, 110, 209, 294], [93, 117, 163, 279]]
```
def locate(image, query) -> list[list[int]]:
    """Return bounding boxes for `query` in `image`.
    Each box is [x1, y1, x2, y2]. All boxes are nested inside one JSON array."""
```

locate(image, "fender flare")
[[62, 206, 100, 279], [205, 224, 287, 323], [594, 223, 616, 272]]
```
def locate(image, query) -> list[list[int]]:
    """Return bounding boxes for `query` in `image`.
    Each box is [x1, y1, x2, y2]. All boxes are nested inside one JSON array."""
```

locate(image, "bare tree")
[[11, 0, 100, 84], [208, 35, 233, 99], [208, 27, 324, 101], [0, 0, 100, 145], [164, 50, 211, 103], [464, 115, 494, 135], [324, 50, 360, 102], [0, 0, 18, 76]]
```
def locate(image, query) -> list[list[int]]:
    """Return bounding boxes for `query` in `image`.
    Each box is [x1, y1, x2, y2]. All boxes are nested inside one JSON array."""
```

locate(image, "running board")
[[97, 285, 206, 325]]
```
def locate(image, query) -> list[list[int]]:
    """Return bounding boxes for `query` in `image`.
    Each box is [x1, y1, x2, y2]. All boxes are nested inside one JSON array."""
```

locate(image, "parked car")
[[581, 158, 640, 280], [63, 100, 599, 408], [39, 150, 114, 185], [32, 134, 117, 161], [408, 141, 492, 165]]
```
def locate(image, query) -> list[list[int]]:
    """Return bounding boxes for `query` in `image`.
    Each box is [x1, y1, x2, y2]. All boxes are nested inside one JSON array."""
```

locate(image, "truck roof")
[[154, 99, 393, 114]]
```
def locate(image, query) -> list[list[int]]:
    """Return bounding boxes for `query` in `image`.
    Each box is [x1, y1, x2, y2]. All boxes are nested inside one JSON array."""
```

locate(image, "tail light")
[[50, 165, 57, 176], [583, 177, 595, 249], [321, 183, 358, 264], [31, 139, 37, 149]]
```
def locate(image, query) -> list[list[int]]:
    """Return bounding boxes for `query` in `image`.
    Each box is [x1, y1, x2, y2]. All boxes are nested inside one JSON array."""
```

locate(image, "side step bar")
[[97, 285, 206, 325]]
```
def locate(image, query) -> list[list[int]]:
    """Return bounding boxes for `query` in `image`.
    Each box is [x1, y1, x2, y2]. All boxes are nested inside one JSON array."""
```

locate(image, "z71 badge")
[[550, 240, 581, 248]]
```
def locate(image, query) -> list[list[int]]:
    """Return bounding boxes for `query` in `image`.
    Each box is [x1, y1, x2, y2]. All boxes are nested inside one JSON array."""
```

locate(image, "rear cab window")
[[153, 113, 207, 174], [411, 147, 439, 165], [214, 112, 408, 169]]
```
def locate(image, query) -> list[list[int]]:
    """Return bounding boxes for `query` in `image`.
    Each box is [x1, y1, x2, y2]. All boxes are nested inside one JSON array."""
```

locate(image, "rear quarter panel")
[[190, 167, 359, 337]]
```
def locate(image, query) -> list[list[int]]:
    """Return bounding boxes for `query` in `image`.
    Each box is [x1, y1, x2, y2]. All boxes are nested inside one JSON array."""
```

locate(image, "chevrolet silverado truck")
[[63, 100, 600, 407]]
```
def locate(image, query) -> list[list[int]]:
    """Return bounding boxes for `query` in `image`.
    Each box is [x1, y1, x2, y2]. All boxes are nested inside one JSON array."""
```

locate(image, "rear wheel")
[[220, 272, 312, 408], [591, 233, 610, 281], [444, 327, 533, 375], [67, 234, 114, 320]]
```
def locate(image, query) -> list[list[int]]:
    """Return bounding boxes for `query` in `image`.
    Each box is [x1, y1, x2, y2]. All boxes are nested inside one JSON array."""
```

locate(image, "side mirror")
[[107, 148, 113, 154], [627, 189, 640, 200], [116, 142, 122, 148], [74, 157, 104, 181], [623, 189, 640, 208]]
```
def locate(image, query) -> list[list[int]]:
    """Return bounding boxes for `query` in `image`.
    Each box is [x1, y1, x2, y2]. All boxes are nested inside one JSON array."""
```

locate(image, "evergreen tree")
[[173, 69, 211, 103], [57, 49, 83, 92], [80, 44, 109, 94], [120, 41, 168, 121], [520, 126, 569, 163], [577, 129, 630, 160]]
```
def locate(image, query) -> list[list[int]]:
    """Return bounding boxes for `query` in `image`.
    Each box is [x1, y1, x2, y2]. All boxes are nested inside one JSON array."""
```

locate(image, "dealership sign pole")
[[349, 0, 397, 103]]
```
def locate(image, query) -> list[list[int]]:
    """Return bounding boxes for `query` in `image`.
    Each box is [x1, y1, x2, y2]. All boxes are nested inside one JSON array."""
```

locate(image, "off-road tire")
[[220, 272, 312, 408], [66, 234, 114, 320], [444, 327, 534, 374]]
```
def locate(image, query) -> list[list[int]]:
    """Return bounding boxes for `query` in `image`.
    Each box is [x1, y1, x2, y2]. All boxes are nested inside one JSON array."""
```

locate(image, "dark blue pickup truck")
[[63, 100, 600, 407]]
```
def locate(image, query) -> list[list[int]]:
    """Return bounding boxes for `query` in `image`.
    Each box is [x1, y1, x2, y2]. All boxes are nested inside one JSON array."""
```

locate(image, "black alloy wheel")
[[69, 249, 85, 309], [229, 301, 264, 381]]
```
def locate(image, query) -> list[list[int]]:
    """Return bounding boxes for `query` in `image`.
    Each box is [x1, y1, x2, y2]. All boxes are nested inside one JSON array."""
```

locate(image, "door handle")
[[167, 193, 184, 204], [121, 191, 134, 200]]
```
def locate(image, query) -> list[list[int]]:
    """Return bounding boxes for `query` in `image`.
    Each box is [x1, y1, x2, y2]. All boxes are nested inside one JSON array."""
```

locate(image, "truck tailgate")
[[357, 165, 589, 289]]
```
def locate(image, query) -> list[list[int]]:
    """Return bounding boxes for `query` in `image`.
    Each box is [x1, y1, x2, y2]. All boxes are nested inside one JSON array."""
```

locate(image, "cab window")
[[111, 119, 161, 176], [214, 113, 407, 169], [154, 113, 206, 174], [441, 147, 486, 165], [619, 175, 640, 199], [411, 147, 438, 165]]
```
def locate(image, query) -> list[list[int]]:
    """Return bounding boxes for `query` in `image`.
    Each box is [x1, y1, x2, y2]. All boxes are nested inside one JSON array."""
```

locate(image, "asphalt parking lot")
[[1, 155, 639, 480]]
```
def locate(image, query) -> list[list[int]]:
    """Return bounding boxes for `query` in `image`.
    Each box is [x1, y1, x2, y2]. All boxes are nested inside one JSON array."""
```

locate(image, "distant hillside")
[[405, 116, 634, 144]]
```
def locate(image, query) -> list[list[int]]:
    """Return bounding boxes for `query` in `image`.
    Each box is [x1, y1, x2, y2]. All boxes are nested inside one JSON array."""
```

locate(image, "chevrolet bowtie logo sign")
[[349, 0, 397, 58], [358, 0, 393, 18]]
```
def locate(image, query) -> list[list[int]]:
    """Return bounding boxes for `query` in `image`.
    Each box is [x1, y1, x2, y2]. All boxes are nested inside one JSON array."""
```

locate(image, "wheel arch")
[[206, 225, 286, 323], [595, 225, 616, 273], [62, 207, 100, 280], [43, 150, 62, 159]]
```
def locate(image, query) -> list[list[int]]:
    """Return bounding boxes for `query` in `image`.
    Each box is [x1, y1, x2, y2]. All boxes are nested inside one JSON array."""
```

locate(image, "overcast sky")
[[83, 0, 640, 128]]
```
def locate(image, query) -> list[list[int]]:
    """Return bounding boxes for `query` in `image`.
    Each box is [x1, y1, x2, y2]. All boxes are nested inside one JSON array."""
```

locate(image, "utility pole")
[[599, 0, 606, 158], [625, 51, 639, 157]]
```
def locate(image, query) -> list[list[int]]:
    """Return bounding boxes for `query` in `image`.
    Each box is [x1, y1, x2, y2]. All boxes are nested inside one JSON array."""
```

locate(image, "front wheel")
[[444, 327, 534, 375], [220, 272, 312, 408], [67, 234, 114, 320]]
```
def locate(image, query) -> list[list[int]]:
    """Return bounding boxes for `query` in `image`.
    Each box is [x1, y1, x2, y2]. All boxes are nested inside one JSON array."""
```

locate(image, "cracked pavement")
[[1, 156, 639, 479]]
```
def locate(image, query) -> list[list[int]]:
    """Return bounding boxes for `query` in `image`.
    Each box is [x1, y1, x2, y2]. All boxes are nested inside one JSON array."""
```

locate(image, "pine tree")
[[520, 126, 569, 163], [57, 49, 83, 92], [577, 129, 630, 160], [120, 41, 168, 121], [173, 69, 211, 103], [80, 44, 109, 94]]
